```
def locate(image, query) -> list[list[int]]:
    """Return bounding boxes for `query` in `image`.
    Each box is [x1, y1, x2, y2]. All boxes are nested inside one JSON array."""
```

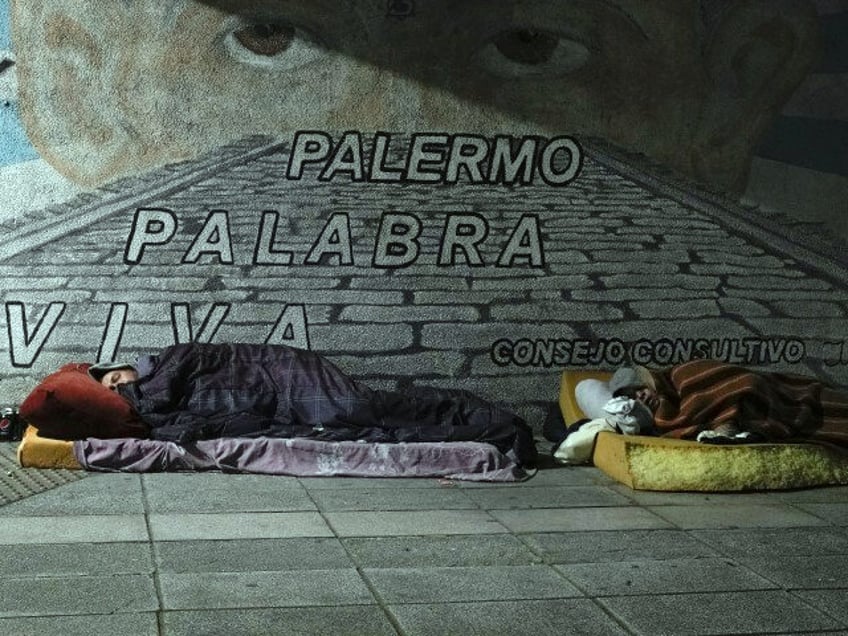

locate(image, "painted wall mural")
[[1, 0, 846, 429]]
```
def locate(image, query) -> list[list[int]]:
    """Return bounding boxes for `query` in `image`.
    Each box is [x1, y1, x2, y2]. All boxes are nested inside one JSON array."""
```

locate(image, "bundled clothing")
[[648, 359, 848, 450], [107, 343, 537, 465]]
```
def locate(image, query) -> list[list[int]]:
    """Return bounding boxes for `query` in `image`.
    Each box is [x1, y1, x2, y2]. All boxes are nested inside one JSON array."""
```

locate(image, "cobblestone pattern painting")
[[1, 134, 846, 428]]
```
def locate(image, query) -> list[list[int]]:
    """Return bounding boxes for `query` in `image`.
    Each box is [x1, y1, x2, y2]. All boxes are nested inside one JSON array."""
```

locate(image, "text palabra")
[[124, 208, 545, 268]]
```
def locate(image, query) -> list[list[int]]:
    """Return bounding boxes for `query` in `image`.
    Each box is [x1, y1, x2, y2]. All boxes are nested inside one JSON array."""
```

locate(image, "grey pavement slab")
[[766, 485, 848, 503], [308, 485, 477, 511], [610, 487, 775, 507], [739, 554, 848, 589], [456, 466, 614, 488], [148, 512, 333, 541], [0, 613, 159, 636], [161, 606, 398, 636], [155, 537, 354, 572], [343, 534, 542, 567], [794, 589, 848, 625], [159, 569, 375, 610], [522, 529, 720, 564], [0, 573, 158, 618], [464, 485, 632, 509], [796, 503, 848, 525], [324, 509, 508, 536], [388, 598, 630, 636], [0, 542, 153, 576], [490, 506, 672, 533], [555, 557, 775, 596], [0, 514, 149, 544], [297, 476, 449, 489], [363, 564, 581, 603], [0, 474, 144, 516], [142, 473, 314, 513], [646, 503, 831, 529], [691, 526, 848, 557], [599, 589, 844, 635]]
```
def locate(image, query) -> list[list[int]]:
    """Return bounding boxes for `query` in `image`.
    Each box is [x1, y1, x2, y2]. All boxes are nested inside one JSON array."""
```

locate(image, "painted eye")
[[476, 28, 589, 77], [224, 20, 326, 70], [234, 23, 295, 57]]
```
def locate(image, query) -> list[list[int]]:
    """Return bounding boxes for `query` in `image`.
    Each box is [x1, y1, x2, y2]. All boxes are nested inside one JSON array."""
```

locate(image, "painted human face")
[[11, 0, 819, 190], [100, 368, 139, 391]]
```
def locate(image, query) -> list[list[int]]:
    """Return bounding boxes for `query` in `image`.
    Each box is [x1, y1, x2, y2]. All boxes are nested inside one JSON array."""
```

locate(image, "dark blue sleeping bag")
[[117, 343, 537, 465]]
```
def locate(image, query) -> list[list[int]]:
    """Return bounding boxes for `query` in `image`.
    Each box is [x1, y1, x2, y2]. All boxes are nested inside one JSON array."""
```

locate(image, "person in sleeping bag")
[[88, 342, 538, 466], [604, 360, 848, 450]]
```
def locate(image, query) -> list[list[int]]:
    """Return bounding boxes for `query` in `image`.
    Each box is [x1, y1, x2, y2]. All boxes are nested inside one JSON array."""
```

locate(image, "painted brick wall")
[[2, 135, 847, 429]]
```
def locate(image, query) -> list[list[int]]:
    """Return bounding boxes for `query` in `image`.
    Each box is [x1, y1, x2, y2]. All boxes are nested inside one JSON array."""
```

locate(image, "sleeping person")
[[605, 360, 848, 449], [87, 342, 538, 466], [549, 359, 848, 464]]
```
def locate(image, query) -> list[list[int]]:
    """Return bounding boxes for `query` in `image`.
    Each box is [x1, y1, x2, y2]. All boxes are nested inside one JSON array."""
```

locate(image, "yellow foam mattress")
[[559, 370, 848, 491], [17, 425, 82, 470]]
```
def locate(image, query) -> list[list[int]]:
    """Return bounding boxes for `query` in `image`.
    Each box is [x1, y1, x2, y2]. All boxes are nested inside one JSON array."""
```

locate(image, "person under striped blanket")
[[610, 360, 848, 451]]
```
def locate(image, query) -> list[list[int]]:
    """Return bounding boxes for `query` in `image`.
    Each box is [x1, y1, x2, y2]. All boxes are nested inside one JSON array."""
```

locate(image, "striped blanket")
[[649, 360, 848, 450]]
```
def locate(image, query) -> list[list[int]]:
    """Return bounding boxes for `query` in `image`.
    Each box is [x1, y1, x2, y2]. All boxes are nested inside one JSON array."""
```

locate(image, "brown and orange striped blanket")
[[649, 360, 848, 451]]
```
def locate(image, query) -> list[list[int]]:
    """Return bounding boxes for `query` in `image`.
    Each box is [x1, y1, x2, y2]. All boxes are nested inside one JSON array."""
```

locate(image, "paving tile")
[[364, 564, 580, 603], [142, 473, 313, 513], [522, 528, 720, 564], [765, 486, 848, 504], [325, 509, 507, 536], [599, 590, 842, 635], [464, 485, 632, 509], [612, 487, 774, 507], [0, 574, 158, 618], [0, 515, 149, 544], [148, 512, 333, 541], [0, 474, 144, 516], [794, 589, 848, 625], [740, 554, 848, 590], [796, 503, 848, 525], [162, 606, 397, 636], [159, 569, 375, 610], [457, 465, 614, 488], [0, 542, 152, 577], [298, 476, 446, 490], [772, 632, 848, 635], [646, 504, 830, 529], [389, 599, 629, 636], [692, 526, 848, 557], [490, 507, 671, 533], [308, 486, 476, 511], [155, 537, 353, 572], [555, 557, 775, 596], [0, 613, 159, 636], [343, 534, 541, 567]]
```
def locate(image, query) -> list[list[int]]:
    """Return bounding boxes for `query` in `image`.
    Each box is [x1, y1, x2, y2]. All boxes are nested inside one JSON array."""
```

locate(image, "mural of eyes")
[[476, 28, 590, 78], [223, 19, 327, 70]]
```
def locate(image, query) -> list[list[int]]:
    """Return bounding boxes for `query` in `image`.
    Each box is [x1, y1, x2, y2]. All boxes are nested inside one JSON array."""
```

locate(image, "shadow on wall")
[[10, 0, 821, 193]]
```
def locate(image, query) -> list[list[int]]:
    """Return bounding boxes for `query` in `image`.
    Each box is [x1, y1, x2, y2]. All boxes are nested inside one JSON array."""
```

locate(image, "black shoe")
[[542, 404, 568, 444]]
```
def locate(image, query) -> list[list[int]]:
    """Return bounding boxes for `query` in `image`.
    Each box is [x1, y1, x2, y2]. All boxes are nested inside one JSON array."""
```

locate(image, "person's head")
[[11, 0, 821, 191], [609, 364, 659, 412], [88, 362, 139, 391], [99, 367, 139, 391]]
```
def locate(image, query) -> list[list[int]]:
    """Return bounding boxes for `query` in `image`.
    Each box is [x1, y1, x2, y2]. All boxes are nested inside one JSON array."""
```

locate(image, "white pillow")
[[553, 418, 616, 464], [575, 378, 614, 420]]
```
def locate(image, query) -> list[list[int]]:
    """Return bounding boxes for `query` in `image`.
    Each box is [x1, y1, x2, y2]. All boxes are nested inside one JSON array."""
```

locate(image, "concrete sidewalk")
[[0, 448, 847, 635]]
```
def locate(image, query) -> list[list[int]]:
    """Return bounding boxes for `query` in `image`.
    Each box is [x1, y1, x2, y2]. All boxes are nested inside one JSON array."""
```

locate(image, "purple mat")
[[74, 436, 530, 481]]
